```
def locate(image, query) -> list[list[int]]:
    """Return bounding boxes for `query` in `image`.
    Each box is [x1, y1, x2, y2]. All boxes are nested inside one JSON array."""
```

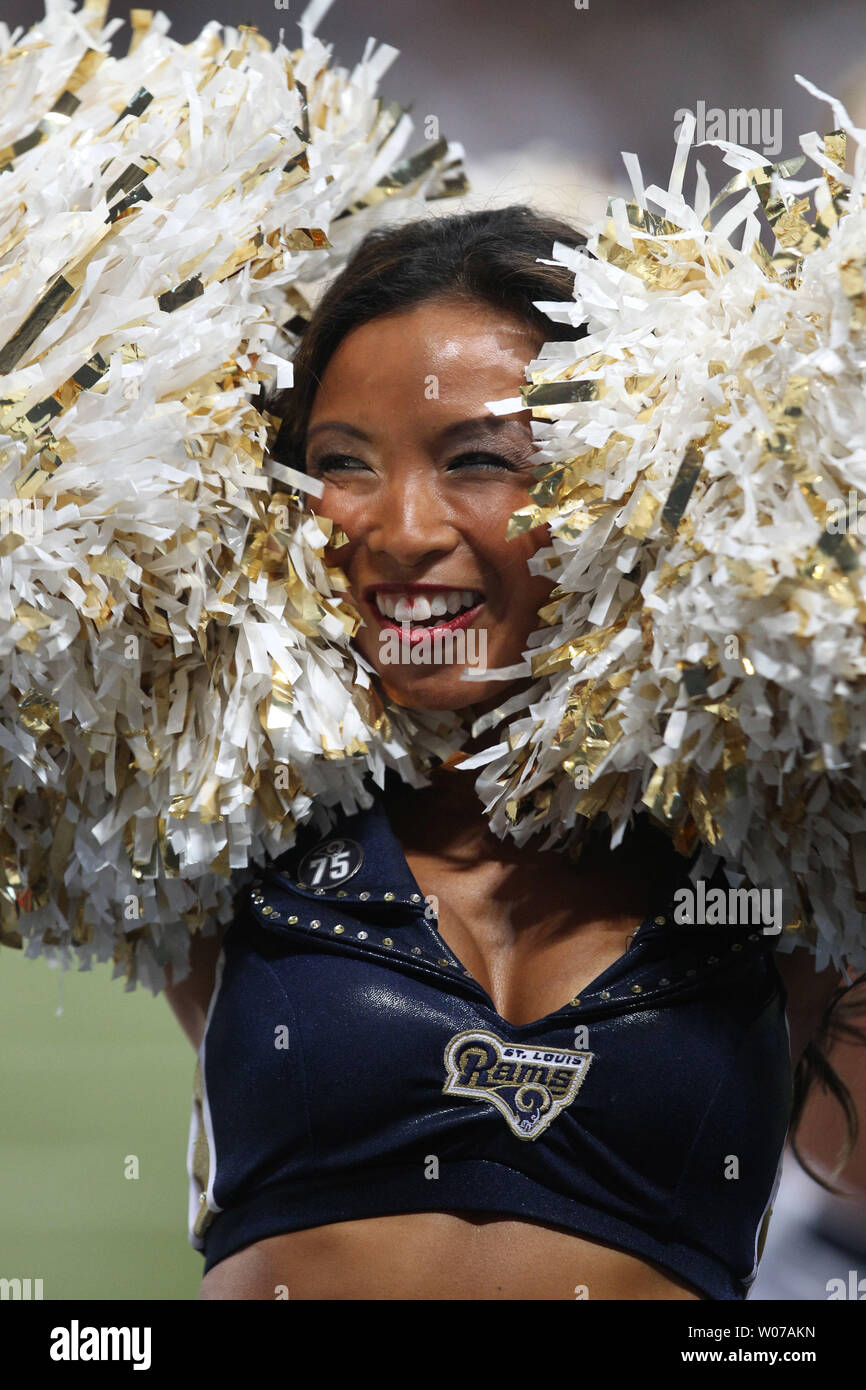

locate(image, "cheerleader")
[[166, 206, 854, 1301]]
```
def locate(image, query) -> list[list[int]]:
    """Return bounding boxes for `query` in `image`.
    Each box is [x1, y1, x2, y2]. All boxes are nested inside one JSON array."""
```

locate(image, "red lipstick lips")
[[364, 584, 485, 645]]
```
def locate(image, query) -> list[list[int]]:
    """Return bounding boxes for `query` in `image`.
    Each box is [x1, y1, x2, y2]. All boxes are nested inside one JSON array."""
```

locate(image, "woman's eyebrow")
[[306, 421, 372, 442], [305, 415, 531, 446], [434, 416, 532, 445]]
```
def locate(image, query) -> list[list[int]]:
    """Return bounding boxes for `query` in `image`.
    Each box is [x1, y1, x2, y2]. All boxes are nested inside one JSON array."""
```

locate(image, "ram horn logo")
[[442, 1030, 593, 1140]]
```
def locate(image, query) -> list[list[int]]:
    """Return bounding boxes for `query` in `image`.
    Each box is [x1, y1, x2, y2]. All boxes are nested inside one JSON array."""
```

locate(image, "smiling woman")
[[166, 207, 840, 1302], [301, 296, 555, 708], [272, 206, 587, 710]]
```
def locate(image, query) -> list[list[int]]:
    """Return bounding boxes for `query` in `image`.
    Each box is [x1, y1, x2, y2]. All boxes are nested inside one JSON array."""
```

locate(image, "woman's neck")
[[389, 683, 563, 864], [384, 744, 686, 905], [387, 761, 520, 865]]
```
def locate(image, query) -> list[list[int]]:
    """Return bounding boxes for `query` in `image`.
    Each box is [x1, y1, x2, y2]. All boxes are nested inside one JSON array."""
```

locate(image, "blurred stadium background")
[[2, 0, 866, 1300], [2, 951, 202, 1298]]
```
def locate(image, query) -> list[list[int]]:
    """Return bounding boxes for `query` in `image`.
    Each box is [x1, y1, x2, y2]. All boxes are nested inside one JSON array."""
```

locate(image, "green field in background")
[[0, 946, 202, 1300]]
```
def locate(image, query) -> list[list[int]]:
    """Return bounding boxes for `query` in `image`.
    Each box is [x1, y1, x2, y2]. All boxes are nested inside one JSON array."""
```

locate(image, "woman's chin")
[[375, 668, 514, 714]]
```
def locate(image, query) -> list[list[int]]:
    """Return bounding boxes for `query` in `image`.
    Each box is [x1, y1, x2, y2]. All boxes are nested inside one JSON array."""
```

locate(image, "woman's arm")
[[164, 923, 228, 1051]]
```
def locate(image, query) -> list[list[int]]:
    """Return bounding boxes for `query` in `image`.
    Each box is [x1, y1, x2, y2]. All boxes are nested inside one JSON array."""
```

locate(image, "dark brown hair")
[[263, 202, 865, 1189], [789, 976, 866, 1189]]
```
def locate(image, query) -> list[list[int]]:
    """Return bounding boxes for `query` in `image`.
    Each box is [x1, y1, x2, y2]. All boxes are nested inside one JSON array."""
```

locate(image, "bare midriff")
[[198, 1213, 703, 1300]]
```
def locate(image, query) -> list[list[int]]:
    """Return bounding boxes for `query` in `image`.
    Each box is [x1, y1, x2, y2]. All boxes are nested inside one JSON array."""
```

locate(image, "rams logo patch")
[[442, 1029, 593, 1140]]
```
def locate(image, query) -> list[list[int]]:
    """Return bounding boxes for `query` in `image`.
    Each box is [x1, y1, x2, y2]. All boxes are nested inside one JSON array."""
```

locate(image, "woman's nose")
[[365, 469, 456, 567]]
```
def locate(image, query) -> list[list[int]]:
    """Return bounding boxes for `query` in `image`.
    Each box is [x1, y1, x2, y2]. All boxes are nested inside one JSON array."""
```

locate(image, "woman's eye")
[[447, 451, 517, 472], [308, 453, 369, 473]]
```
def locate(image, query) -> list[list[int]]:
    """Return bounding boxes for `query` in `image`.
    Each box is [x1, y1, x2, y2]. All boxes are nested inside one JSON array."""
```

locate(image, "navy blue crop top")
[[186, 788, 793, 1300]]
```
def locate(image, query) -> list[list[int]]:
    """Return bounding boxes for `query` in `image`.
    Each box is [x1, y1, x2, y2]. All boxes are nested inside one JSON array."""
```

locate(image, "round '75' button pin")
[[297, 838, 364, 889]]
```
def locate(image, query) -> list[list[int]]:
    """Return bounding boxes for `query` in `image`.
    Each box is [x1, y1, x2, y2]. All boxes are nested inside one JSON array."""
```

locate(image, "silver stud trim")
[[411, 946, 422, 956], [631, 984, 643, 994], [310, 920, 320, 929], [383, 937, 394, 947], [288, 915, 298, 924], [358, 930, 368, 940], [411, 893, 422, 903], [384, 891, 395, 902], [654, 915, 666, 926], [360, 892, 370, 901], [334, 924, 345, 934], [337, 890, 347, 898]]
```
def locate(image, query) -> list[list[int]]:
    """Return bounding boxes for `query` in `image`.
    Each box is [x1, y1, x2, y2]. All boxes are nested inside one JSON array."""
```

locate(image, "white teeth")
[[376, 589, 482, 622], [411, 596, 432, 621]]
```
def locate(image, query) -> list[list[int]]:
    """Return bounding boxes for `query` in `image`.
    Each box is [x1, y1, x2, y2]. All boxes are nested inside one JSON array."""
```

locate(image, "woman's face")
[[304, 295, 553, 711]]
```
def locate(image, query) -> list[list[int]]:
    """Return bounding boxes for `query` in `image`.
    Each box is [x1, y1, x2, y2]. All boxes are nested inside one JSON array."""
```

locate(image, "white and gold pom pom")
[[0, 0, 465, 989], [5, 2, 866, 989], [475, 77, 866, 972]]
